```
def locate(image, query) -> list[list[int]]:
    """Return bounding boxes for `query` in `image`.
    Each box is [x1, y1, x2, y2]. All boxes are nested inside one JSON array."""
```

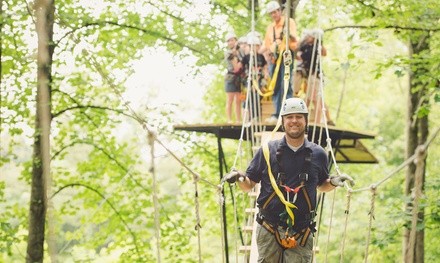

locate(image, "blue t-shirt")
[[246, 136, 329, 231]]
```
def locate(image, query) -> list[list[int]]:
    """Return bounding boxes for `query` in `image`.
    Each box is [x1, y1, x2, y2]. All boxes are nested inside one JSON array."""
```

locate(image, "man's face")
[[306, 35, 315, 44], [282, 113, 306, 139], [269, 9, 282, 22]]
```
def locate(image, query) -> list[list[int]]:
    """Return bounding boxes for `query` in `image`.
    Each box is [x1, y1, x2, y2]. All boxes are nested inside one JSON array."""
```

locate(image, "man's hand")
[[330, 174, 355, 187], [222, 169, 245, 184]]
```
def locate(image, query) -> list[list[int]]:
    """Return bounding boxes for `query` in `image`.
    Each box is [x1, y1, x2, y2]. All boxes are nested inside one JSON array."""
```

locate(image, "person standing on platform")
[[260, 1, 298, 124], [223, 98, 354, 263], [240, 32, 269, 122], [224, 31, 242, 123]]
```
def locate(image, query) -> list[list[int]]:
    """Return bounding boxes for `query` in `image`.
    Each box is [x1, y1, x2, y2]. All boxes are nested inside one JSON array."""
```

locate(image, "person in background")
[[224, 31, 242, 123], [237, 35, 249, 60], [294, 29, 335, 126], [240, 31, 269, 122], [223, 97, 354, 263], [260, 1, 298, 124]]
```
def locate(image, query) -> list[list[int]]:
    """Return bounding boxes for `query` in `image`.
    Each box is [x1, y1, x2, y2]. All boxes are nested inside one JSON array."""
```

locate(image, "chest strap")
[[258, 144, 315, 247]]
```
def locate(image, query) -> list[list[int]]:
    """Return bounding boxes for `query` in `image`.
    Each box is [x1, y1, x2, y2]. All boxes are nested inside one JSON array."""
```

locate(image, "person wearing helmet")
[[224, 31, 243, 123], [240, 32, 269, 121], [260, 1, 299, 124], [223, 98, 354, 262]]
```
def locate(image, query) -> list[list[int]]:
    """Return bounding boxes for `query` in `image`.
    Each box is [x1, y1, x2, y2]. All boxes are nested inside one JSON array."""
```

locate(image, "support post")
[[218, 136, 229, 262]]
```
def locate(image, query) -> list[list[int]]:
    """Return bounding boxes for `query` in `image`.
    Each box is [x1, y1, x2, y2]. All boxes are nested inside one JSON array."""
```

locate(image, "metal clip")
[[299, 173, 308, 182], [283, 50, 292, 67]]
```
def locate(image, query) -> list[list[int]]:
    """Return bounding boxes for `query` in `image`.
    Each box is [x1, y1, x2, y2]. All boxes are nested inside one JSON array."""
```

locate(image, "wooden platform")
[[174, 122, 378, 164]]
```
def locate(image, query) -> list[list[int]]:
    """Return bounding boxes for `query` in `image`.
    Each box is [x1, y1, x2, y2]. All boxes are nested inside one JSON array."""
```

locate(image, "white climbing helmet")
[[280, 98, 308, 116], [238, 35, 248, 44], [246, 31, 262, 45], [266, 1, 281, 14], [301, 29, 313, 39], [225, 32, 237, 42], [311, 28, 324, 39]]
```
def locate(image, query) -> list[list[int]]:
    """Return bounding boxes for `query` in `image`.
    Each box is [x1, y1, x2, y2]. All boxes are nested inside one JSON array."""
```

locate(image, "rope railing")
[[347, 126, 439, 194], [332, 126, 439, 261]]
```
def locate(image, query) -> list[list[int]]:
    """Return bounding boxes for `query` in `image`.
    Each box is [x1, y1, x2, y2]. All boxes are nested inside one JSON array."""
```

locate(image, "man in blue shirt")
[[224, 98, 353, 262]]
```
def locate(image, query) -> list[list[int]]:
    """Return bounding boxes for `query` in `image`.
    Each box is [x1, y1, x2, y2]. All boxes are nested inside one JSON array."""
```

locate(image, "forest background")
[[1, 0, 439, 262]]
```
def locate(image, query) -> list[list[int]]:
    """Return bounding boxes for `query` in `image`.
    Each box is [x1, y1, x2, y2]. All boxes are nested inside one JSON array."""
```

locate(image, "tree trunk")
[[403, 33, 429, 263], [26, 0, 55, 262]]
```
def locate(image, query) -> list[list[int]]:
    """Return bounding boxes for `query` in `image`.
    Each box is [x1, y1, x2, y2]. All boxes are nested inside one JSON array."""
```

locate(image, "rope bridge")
[[84, 0, 439, 261]]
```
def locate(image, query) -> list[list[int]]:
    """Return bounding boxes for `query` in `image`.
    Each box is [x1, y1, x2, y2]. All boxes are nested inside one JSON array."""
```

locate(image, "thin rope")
[[364, 185, 376, 263], [339, 190, 352, 263], [73, 34, 220, 191], [312, 192, 324, 262], [146, 124, 218, 189], [324, 187, 337, 263]]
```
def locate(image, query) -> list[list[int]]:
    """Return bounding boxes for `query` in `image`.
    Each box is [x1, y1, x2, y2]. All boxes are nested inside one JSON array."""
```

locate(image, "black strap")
[[272, 22, 284, 46]]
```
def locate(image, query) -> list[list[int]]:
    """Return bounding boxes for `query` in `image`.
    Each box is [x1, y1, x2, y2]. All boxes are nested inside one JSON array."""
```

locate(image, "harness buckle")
[[280, 232, 298, 249], [256, 212, 264, 225], [276, 172, 285, 184], [299, 172, 308, 182]]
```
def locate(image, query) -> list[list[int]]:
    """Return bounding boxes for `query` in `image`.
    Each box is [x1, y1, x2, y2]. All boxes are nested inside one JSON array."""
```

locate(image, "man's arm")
[[223, 170, 256, 192], [321, 45, 327, 56], [318, 174, 355, 192], [317, 179, 336, 192], [237, 176, 256, 192]]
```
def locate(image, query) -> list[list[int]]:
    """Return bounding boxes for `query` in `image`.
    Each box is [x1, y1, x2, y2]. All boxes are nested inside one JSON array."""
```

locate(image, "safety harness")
[[257, 142, 316, 249]]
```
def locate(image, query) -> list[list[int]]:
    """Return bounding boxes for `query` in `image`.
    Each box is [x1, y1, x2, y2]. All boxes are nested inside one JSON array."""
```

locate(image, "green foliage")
[[1, 0, 440, 261], [202, 74, 227, 123]]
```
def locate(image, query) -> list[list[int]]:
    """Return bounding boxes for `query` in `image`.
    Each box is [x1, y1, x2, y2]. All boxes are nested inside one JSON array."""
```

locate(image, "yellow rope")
[[257, 53, 283, 97], [261, 49, 297, 224]]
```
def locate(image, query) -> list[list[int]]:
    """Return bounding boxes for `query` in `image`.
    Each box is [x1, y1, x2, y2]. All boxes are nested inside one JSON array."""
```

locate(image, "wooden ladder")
[[238, 185, 260, 262], [238, 131, 285, 262]]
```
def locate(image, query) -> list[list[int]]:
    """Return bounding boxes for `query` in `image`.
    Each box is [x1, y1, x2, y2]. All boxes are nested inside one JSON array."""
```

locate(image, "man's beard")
[[284, 125, 305, 139]]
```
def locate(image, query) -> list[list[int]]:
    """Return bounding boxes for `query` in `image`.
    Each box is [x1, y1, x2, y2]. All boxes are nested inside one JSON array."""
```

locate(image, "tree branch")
[[55, 21, 208, 57], [354, 0, 382, 12], [51, 182, 140, 256], [52, 104, 128, 119], [325, 24, 440, 32]]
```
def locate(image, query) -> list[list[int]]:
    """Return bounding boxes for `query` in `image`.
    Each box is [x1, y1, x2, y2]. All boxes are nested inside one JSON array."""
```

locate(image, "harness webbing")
[[262, 142, 297, 224]]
